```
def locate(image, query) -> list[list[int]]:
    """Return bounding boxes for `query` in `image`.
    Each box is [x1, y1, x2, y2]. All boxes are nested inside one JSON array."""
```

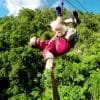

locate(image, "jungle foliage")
[[0, 8, 100, 100]]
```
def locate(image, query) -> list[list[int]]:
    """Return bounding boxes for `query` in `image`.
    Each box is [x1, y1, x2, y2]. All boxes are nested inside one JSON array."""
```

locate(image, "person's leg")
[[56, 6, 65, 24], [65, 27, 77, 41], [56, 6, 62, 16], [56, 6, 80, 25], [64, 18, 76, 24], [64, 11, 80, 25]]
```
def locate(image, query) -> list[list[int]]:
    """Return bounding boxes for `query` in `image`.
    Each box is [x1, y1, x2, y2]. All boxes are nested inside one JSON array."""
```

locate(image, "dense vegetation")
[[0, 8, 100, 100]]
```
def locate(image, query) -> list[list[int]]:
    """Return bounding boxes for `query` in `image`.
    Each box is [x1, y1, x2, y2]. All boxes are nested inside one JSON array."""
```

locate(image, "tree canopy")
[[0, 8, 100, 100]]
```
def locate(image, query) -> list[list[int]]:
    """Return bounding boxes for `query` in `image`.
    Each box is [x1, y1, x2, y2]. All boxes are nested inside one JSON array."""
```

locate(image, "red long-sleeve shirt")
[[35, 37, 72, 58]]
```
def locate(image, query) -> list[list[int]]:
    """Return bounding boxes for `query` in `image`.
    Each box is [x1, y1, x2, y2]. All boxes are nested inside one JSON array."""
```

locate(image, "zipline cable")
[[74, 0, 88, 12], [65, 0, 85, 15], [65, 0, 92, 18], [65, 0, 81, 12], [65, 0, 90, 15], [61, 0, 64, 14]]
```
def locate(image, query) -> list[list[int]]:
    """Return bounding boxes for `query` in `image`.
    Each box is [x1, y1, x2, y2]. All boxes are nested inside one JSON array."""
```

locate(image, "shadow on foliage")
[[0, 94, 8, 100], [17, 70, 31, 92], [0, 77, 10, 90], [74, 80, 85, 87], [81, 70, 90, 78], [84, 91, 91, 100], [0, 77, 10, 100]]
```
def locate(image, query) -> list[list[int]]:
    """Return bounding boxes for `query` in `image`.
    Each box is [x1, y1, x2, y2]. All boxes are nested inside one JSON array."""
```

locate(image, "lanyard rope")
[[51, 71, 60, 100], [61, 0, 64, 14]]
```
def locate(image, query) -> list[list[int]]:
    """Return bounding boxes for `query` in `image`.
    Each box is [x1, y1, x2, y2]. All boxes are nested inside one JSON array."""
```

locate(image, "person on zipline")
[[28, 6, 80, 71]]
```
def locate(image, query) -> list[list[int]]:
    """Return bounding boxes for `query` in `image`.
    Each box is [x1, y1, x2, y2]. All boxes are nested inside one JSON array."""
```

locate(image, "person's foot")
[[56, 6, 62, 16], [72, 11, 81, 26]]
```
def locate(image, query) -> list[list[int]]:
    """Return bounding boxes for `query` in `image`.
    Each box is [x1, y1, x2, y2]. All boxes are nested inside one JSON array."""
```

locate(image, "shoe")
[[56, 6, 62, 16], [72, 11, 81, 25]]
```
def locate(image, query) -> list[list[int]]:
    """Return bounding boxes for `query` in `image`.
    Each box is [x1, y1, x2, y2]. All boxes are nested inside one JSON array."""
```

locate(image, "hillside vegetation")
[[0, 8, 100, 100]]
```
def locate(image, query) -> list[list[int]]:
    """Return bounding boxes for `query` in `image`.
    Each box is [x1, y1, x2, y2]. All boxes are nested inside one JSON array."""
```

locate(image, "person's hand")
[[28, 37, 36, 47]]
